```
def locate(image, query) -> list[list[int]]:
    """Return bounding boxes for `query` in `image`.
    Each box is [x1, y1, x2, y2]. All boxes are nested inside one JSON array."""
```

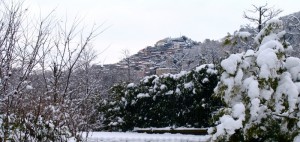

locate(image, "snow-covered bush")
[[0, 114, 72, 141], [210, 19, 300, 141], [103, 64, 222, 131]]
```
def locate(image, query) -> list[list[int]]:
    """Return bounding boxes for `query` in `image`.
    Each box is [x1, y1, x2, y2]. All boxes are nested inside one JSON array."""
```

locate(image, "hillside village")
[[99, 36, 200, 79], [91, 11, 300, 90]]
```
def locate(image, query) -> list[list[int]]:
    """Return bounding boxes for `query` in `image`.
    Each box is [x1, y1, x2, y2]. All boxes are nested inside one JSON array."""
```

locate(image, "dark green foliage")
[[101, 64, 223, 131]]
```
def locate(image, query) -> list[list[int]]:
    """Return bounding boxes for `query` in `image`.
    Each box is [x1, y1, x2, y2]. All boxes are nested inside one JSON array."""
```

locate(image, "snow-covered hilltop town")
[[1, 1, 300, 141]]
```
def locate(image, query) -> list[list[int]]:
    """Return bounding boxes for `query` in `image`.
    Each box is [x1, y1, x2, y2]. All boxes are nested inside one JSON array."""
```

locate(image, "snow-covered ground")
[[69, 132, 210, 142]]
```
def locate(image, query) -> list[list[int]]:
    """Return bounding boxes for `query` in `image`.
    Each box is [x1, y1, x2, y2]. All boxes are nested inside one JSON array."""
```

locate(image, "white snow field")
[[69, 132, 210, 142]]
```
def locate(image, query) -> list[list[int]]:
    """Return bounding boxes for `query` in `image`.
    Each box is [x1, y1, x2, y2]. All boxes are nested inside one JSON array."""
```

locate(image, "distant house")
[[156, 68, 177, 76], [155, 38, 169, 47], [172, 37, 185, 42], [135, 70, 145, 78]]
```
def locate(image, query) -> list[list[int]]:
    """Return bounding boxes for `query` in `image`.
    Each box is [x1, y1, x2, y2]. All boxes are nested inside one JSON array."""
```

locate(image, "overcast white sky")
[[25, 0, 300, 64]]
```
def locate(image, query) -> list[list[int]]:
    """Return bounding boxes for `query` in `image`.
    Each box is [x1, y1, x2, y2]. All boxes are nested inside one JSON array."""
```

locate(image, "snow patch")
[[221, 54, 242, 74], [137, 93, 150, 98], [235, 31, 251, 38]]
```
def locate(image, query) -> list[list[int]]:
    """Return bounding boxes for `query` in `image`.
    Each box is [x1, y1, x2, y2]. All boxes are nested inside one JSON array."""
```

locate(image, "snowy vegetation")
[[0, 1, 102, 141], [209, 19, 300, 141], [2, 0, 300, 141], [101, 64, 223, 131]]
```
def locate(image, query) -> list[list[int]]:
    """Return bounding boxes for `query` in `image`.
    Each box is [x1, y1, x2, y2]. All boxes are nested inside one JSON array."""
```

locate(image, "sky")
[[25, 0, 300, 64]]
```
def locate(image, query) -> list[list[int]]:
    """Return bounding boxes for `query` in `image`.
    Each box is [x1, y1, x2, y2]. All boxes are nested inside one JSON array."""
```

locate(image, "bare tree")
[[121, 49, 132, 82], [244, 3, 282, 32], [200, 39, 225, 64], [0, 0, 102, 141], [282, 13, 300, 57], [163, 49, 190, 71]]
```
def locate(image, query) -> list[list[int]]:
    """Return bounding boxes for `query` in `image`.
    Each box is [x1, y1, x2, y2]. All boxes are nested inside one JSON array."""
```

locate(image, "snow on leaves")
[[103, 64, 221, 131], [211, 19, 300, 142]]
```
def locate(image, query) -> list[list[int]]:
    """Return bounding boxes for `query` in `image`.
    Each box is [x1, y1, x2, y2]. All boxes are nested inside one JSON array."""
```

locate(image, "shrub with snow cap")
[[210, 19, 300, 141], [103, 64, 222, 131]]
